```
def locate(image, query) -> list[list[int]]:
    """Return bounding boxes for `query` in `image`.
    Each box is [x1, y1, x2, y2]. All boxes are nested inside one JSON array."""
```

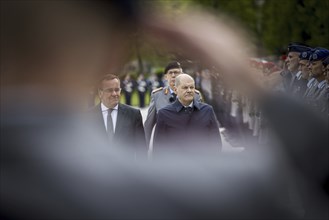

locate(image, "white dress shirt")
[[101, 103, 118, 132]]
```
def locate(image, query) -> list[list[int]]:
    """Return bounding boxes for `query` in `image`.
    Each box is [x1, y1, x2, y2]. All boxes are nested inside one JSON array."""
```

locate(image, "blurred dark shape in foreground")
[[1, 1, 328, 219]]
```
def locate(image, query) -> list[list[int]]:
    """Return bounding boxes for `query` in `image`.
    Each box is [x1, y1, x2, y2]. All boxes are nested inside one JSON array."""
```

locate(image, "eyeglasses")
[[102, 88, 121, 93]]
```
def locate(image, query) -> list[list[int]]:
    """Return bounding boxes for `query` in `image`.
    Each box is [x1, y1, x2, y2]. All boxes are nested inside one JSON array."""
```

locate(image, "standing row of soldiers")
[[122, 73, 164, 108], [209, 43, 329, 148]]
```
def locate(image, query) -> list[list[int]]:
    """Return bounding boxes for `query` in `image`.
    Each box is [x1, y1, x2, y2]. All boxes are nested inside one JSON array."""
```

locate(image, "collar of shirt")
[[317, 80, 327, 89], [174, 99, 202, 112], [184, 101, 194, 108], [101, 103, 118, 112], [307, 78, 316, 88], [168, 87, 175, 95], [101, 103, 118, 132], [296, 71, 302, 80]]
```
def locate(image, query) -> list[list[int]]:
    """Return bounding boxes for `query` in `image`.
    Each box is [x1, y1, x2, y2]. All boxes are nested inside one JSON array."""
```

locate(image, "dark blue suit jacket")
[[153, 99, 222, 156], [88, 103, 147, 158]]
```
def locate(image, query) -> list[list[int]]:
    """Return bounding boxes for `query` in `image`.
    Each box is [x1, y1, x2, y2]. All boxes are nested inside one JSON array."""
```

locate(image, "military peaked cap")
[[310, 48, 329, 61], [287, 43, 311, 53], [164, 61, 181, 74]]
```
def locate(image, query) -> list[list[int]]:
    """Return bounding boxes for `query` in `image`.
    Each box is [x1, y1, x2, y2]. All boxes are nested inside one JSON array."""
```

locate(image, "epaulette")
[[152, 87, 163, 94]]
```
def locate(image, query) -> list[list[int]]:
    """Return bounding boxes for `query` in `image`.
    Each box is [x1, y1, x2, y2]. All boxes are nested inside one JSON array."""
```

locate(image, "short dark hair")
[[98, 74, 120, 89]]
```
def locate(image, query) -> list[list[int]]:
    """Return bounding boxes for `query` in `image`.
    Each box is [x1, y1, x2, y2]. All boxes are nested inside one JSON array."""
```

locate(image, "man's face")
[[165, 68, 182, 89], [99, 78, 121, 108], [175, 76, 195, 106], [298, 60, 311, 79], [286, 52, 300, 73], [309, 60, 324, 78]]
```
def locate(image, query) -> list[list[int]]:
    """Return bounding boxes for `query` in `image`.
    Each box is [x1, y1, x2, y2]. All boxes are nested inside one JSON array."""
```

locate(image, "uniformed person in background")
[[282, 43, 310, 93], [306, 48, 329, 113], [304, 48, 329, 107], [122, 73, 135, 106], [291, 49, 313, 98], [144, 61, 202, 151], [136, 74, 148, 108]]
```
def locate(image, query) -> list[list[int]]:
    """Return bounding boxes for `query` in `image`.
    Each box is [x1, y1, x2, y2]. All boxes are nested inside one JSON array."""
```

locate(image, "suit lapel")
[[95, 104, 107, 133], [115, 104, 126, 136]]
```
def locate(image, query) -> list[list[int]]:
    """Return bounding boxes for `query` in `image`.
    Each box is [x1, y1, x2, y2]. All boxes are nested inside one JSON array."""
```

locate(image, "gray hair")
[[175, 73, 194, 87]]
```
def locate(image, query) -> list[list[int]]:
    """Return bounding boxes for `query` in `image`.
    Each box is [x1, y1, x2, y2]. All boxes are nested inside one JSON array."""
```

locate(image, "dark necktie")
[[107, 108, 114, 140]]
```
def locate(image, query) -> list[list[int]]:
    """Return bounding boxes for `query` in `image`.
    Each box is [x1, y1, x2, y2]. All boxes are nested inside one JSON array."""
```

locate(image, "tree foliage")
[[191, 0, 329, 55]]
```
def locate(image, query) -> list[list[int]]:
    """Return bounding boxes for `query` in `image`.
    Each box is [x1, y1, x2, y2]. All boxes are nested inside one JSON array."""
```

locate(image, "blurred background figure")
[[147, 72, 164, 97], [122, 73, 135, 106], [136, 74, 148, 108]]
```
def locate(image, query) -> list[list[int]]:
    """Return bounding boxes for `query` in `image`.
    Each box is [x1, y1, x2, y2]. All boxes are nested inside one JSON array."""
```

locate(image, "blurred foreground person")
[[153, 74, 221, 157], [1, 1, 328, 220], [87, 74, 147, 159]]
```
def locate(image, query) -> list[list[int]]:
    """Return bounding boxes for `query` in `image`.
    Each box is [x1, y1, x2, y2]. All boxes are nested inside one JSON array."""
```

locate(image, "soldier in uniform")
[[144, 61, 202, 150], [122, 74, 135, 106], [282, 43, 310, 93], [292, 50, 313, 98], [304, 48, 329, 108], [136, 74, 148, 108]]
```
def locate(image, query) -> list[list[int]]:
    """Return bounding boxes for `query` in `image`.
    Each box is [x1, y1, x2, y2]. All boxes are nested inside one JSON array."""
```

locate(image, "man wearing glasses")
[[144, 61, 202, 153], [88, 74, 147, 159]]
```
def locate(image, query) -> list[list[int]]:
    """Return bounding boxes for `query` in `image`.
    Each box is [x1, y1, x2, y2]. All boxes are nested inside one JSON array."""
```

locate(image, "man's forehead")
[[180, 79, 195, 85], [102, 79, 119, 85], [311, 60, 322, 65], [299, 60, 309, 64]]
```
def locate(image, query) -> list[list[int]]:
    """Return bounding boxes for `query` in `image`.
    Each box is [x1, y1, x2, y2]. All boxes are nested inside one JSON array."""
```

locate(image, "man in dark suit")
[[88, 74, 147, 159], [153, 74, 222, 157]]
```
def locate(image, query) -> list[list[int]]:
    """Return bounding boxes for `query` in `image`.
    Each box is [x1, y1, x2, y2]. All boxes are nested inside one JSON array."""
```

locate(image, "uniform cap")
[[310, 48, 329, 61], [164, 61, 181, 74], [299, 49, 313, 60], [287, 43, 311, 53]]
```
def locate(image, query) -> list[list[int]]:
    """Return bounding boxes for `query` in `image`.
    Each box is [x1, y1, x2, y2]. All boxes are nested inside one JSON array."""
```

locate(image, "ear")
[[322, 65, 326, 73], [98, 89, 102, 98]]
